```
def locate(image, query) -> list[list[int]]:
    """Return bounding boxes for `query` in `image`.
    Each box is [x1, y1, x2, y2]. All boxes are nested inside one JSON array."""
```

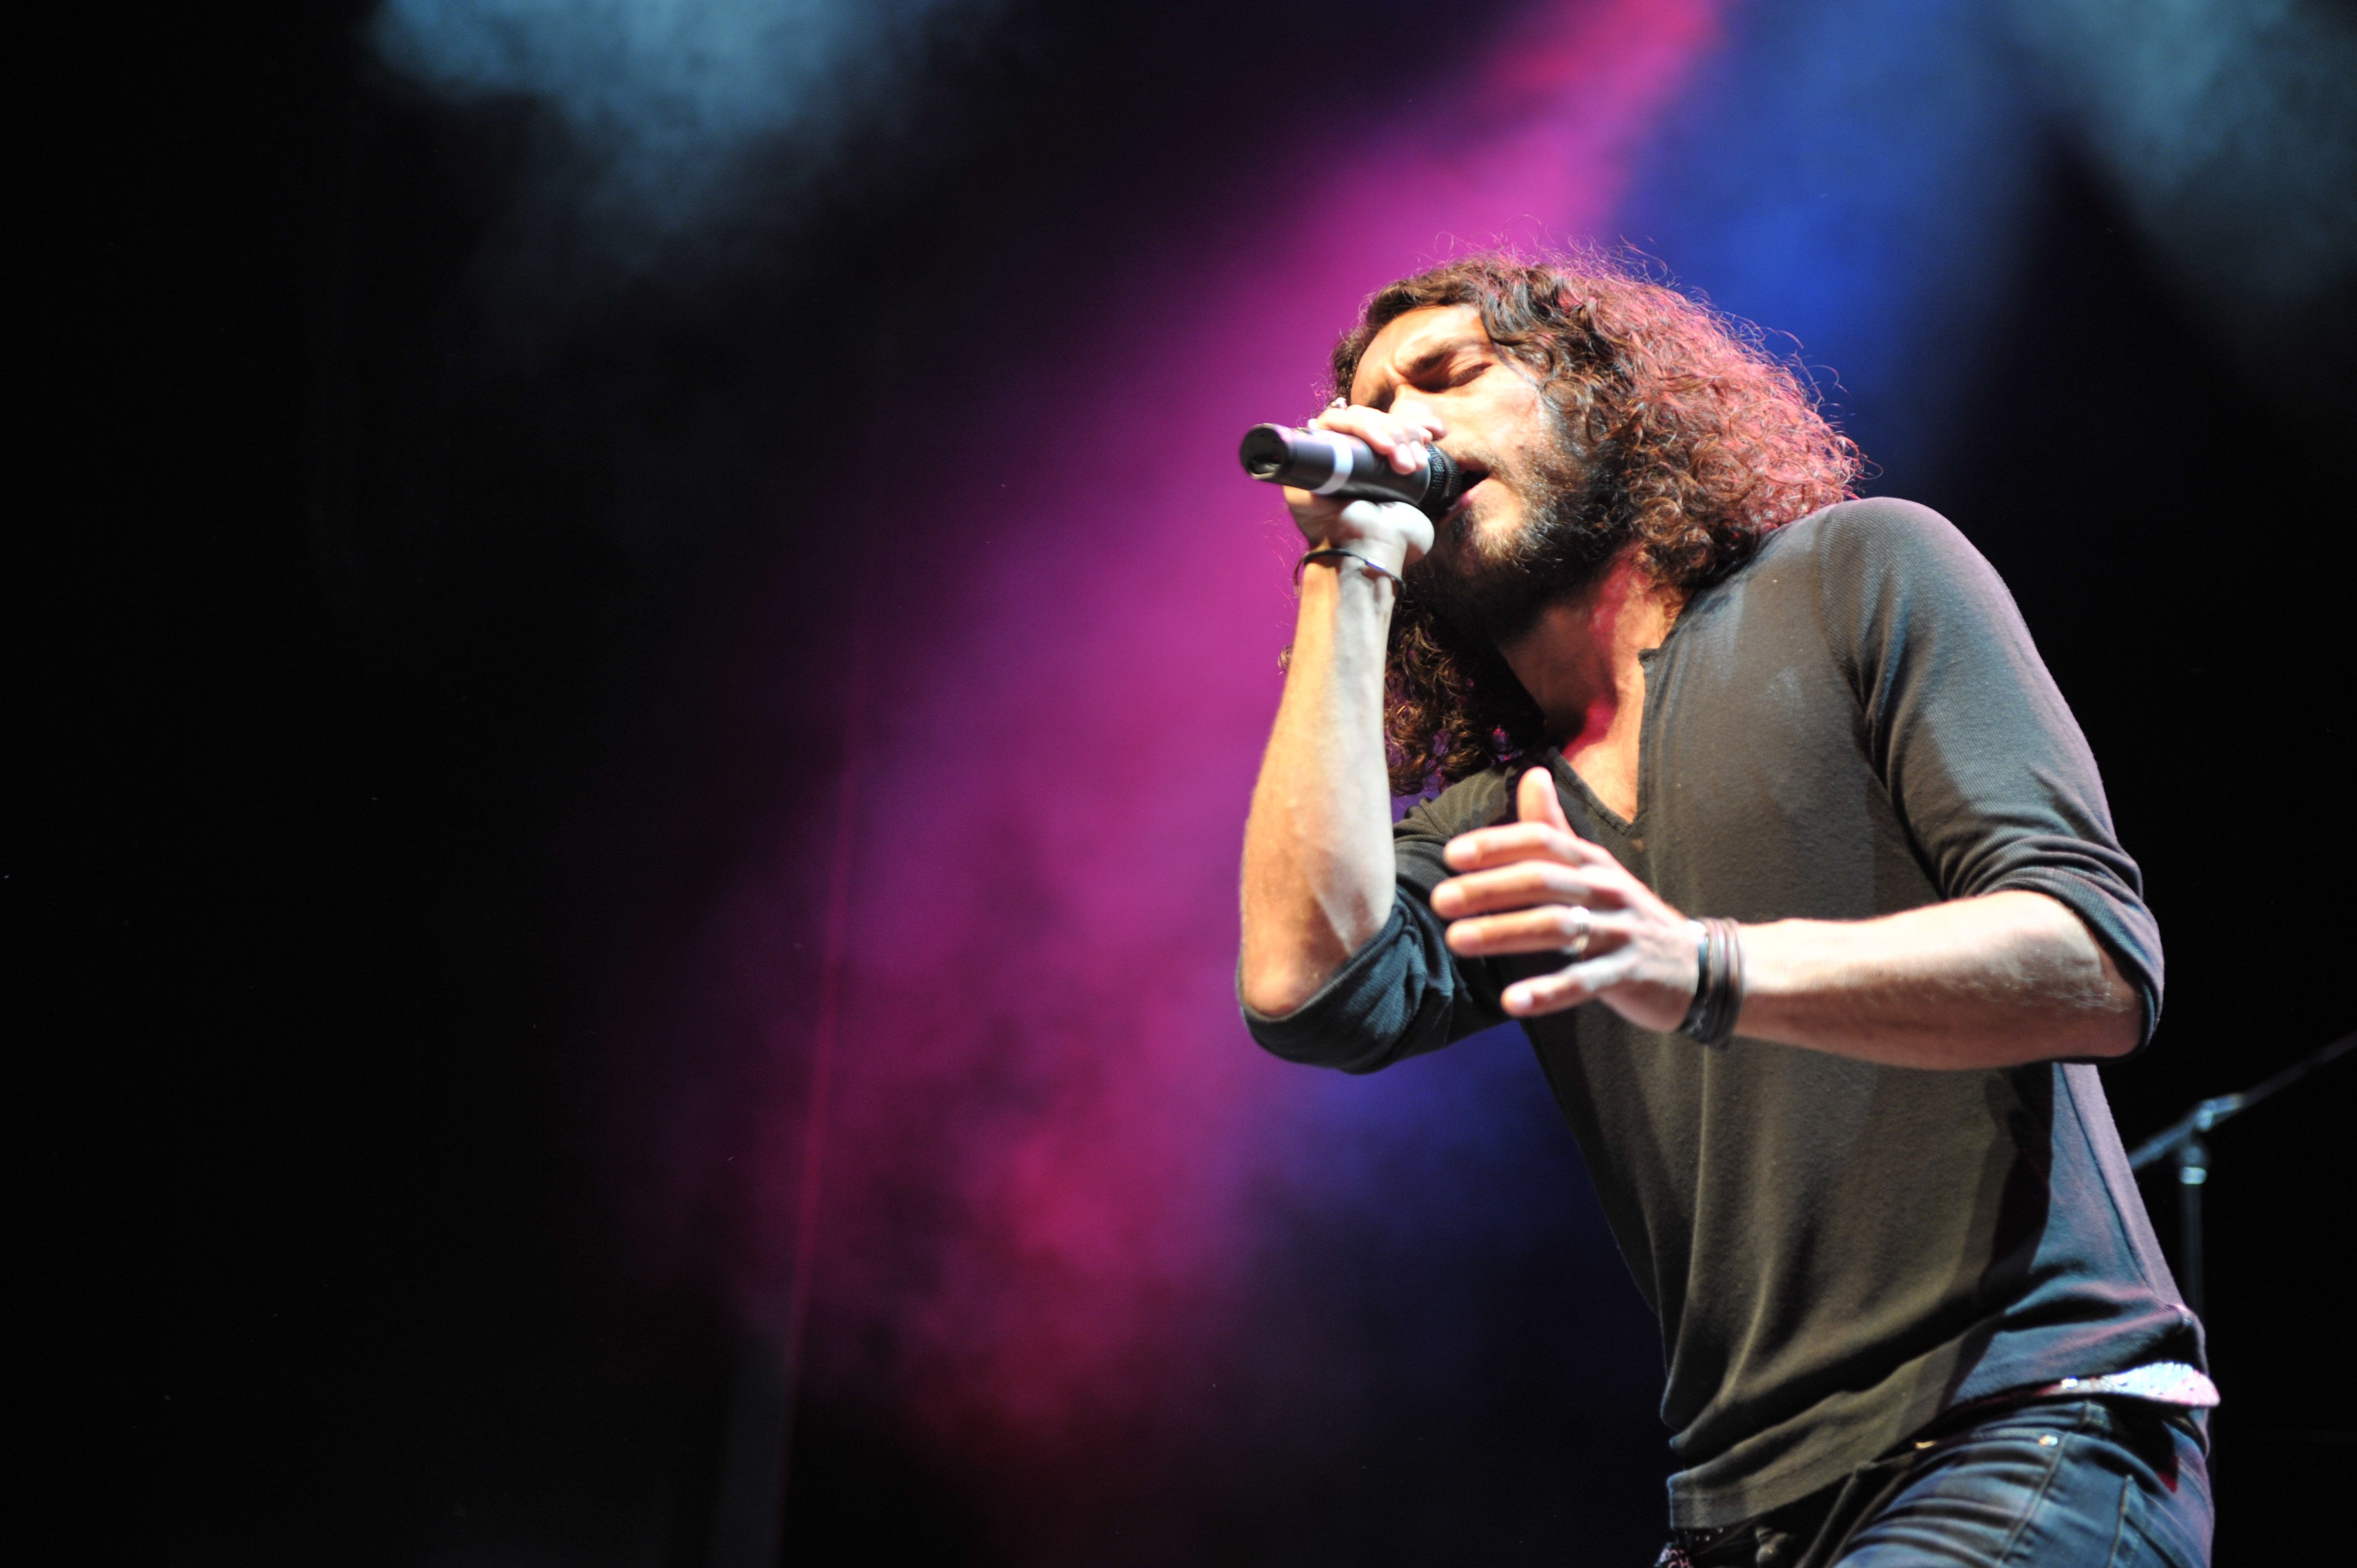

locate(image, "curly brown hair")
[[1330, 252, 1862, 793]]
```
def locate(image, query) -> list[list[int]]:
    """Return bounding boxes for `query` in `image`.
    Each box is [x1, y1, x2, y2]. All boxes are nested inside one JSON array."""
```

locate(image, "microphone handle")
[[1238, 424, 1463, 520]]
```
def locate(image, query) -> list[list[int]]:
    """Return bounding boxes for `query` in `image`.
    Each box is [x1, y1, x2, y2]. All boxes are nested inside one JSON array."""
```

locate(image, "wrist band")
[[1679, 917, 1746, 1048], [1295, 546, 1403, 589]]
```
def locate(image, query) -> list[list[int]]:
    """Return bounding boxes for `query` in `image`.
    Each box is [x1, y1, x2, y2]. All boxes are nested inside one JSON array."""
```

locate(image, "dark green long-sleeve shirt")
[[1245, 498, 2200, 1529]]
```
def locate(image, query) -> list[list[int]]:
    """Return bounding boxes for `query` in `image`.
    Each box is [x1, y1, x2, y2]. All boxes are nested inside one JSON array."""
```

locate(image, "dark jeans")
[[1668, 1399, 2212, 1568]]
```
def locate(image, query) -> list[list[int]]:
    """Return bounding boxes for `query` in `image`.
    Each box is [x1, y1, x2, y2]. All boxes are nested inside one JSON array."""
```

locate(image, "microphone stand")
[[2126, 1030, 2354, 1318]]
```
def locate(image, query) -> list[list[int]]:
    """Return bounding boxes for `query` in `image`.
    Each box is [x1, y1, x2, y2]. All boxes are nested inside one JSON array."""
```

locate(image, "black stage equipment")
[[2127, 1029, 2354, 1319], [1239, 424, 1466, 520]]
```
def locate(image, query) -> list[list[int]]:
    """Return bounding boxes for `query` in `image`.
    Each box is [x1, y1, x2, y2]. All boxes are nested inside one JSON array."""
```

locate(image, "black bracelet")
[[1295, 546, 1403, 589], [1679, 916, 1746, 1048], [1717, 917, 1745, 1041], [1680, 920, 1712, 1036]]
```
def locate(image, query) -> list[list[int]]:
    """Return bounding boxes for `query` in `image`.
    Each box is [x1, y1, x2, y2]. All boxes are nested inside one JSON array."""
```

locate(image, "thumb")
[[1518, 765, 1572, 832]]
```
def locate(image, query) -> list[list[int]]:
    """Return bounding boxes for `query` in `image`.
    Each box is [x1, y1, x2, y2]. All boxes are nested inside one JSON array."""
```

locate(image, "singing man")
[[1238, 254, 2214, 1567]]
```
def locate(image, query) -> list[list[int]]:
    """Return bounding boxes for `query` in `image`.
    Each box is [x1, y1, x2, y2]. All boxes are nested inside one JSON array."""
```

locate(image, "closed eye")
[[1366, 343, 1489, 409]]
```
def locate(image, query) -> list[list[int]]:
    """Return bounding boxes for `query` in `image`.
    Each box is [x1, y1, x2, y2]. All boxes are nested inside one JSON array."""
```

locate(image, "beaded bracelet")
[[1294, 546, 1404, 589]]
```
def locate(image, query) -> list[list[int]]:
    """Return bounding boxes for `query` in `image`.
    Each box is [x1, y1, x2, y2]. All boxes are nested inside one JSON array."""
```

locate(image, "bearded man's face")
[[1402, 396, 1622, 647], [1345, 305, 1623, 647]]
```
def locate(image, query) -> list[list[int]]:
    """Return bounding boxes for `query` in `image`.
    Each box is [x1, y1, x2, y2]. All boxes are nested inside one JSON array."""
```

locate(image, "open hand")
[[1432, 769, 1702, 1028]]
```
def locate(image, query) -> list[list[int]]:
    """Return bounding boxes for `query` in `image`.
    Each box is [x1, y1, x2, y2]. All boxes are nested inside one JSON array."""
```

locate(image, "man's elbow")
[[1998, 985, 2137, 1066], [1239, 957, 1329, 1020], [2004, 890, 2143, 1060], [2050, 922, 2144, 1061], [1241, 911, 1380, 1019], [2071, 994, 2143, 1060]]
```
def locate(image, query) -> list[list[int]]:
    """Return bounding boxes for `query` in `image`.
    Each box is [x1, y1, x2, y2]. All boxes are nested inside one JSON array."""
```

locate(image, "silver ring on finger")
[[1566, 906, 1592, 957]]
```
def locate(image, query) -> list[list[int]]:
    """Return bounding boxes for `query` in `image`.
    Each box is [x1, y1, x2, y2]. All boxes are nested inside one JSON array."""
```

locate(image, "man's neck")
[[1497, 550, 1678, 816]]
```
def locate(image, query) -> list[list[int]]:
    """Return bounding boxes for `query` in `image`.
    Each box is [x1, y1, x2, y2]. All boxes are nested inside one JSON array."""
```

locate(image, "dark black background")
[[27, 4, 2351, 1562]]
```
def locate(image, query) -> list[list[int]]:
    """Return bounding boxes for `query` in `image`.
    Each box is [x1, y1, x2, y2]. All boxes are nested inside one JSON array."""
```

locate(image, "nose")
[[1392, 393, 1440, 428]]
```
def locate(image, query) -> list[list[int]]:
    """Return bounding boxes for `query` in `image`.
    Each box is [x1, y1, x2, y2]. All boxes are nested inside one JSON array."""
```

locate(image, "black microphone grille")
[[1238, 424, 1294, 479], [1422, 445, 1463, 509]]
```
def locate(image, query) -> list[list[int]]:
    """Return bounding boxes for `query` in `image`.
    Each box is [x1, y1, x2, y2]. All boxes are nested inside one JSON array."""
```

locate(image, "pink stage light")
[[688, 0, 1725, 1503]]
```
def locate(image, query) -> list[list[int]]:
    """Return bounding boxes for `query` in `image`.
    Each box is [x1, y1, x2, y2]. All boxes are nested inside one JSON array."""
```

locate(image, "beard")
[[1401, 411, 1622, 648]]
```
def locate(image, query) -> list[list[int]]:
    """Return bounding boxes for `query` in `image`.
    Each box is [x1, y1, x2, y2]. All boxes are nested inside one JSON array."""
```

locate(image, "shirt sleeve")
[[1814, 499, 2165, 1049], [1241, 775, 1517, 1073]]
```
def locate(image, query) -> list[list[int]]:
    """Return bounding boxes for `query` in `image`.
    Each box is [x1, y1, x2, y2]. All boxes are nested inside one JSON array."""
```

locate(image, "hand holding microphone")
[[1240, 401, 1457, 577]]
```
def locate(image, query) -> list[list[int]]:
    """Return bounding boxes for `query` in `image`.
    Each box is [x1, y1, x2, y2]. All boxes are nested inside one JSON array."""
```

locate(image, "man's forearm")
[[1239, 564, 1400, 1018], [1735, 889, 2141, 1068]]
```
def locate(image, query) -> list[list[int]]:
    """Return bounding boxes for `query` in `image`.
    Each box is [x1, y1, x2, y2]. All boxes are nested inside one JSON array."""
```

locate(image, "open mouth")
[[1446, 465, 1490, 517]]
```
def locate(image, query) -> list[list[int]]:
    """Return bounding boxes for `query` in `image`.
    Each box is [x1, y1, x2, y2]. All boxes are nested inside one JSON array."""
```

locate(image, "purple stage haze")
[[653, 0, 1726, 1530], [596, 0, 2316, 1550]]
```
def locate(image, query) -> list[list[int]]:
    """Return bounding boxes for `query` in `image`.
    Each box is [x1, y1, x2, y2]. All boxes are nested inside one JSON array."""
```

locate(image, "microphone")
[[1238, 424, 1465, 520]]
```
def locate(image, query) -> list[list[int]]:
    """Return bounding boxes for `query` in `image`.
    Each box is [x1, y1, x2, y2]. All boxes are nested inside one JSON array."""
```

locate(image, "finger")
[[1310, 403, 1446, 443], [1502, 949, 1644, 1018], [1448, 907, 1636, 958], [1309, 405, 1447, 471], [1307, 420, 1423, 474], [1518, 767, 1573, 833], [1443, 819, 1613, 872], [1431, 862, 1627, 917]]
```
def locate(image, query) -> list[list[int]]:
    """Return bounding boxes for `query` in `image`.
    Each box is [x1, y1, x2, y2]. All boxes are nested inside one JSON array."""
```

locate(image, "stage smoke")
[[370, 0, 1013, 295], [2005, 0, 2357, 404]]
